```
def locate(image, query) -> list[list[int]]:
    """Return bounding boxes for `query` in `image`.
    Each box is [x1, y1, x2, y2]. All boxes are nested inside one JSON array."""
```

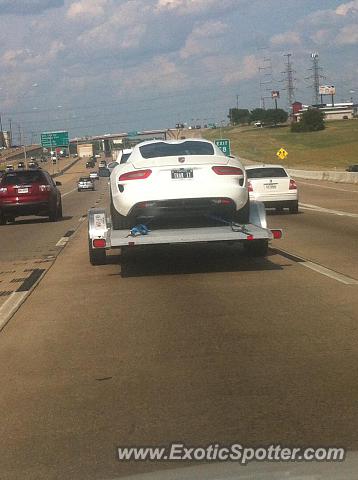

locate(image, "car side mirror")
[[55, 181, 62, 186]]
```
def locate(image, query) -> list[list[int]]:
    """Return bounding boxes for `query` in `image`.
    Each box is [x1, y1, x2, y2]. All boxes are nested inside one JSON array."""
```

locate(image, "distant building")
[[293, 101, 355, 122]]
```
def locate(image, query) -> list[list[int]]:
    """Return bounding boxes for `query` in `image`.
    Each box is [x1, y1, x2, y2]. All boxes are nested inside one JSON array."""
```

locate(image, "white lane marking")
[[276, 249, 358, 285], [62, 187, 78, 198], [56, 237, 69, 247], [300, 202, 358, 218], [301, 262, 358, 285], [297, 180, 358, 193], [0, 292, 28, 332]]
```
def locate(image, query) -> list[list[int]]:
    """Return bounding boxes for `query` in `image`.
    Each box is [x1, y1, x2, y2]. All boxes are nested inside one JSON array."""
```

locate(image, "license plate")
[[171, 169, 193, 179], [265, 184, 277, 190], [17, 188, 28, 194]]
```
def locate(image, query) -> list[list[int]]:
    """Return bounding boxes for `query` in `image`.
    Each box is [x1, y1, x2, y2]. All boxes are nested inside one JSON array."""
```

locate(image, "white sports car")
[[109, 139, 249, 229]]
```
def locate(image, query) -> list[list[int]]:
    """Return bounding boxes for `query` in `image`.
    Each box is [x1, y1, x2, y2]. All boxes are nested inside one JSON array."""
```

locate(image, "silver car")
[[77, 177, 95, 192]]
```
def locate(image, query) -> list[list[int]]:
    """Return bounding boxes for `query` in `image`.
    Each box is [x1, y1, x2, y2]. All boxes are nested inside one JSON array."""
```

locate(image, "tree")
[[250, 108, 266, 122], [291, 108, 325, 132], [228, 108, 251, 125], [263, 108, 288, 125]]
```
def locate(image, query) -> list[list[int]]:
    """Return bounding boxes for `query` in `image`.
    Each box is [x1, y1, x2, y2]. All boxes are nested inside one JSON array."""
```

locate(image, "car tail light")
[[289, 179, 297, 190], [136, 201, 157, 208], [119, 169, 152, 181], [212, 166, 243, 176], [39, 185, 51, 192], [248, 181, 253, 192], [93, 239, 106, 248], [271, 229, 282, 239], [0, 187, 8, 195]]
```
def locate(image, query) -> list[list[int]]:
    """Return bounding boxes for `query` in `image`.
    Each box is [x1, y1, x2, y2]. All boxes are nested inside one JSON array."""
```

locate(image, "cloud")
[[155, 0, 239, 15], [0, 0, 63, 15], [335, 23, 358, 44], [335, 0, 358, 16], [270, 31, 301, 46], [180, 20, 227, 59], [67, 0, 108, 19], [222, 54, 259, 85]]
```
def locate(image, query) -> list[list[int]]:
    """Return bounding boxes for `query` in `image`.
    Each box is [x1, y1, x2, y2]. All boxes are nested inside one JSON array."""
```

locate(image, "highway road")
[[0, 173, 357, 479]]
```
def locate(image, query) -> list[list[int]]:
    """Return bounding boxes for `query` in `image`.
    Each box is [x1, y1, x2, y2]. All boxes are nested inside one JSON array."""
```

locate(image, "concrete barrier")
[[287, 169, 358, 185]]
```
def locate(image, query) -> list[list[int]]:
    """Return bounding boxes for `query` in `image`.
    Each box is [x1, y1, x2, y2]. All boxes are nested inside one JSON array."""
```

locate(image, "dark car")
[[346, 164, 358, 172], [98, 166, 110, 177], [86, 159, 96, 168], [0, 170, 62, 224]]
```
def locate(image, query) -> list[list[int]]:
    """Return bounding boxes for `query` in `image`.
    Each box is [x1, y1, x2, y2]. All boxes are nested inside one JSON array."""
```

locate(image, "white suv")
[[245, 164, 298, 213]]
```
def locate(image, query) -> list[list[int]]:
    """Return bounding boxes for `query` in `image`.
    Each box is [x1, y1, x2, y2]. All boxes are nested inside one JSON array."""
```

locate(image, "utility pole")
[[236, 95, 239, 109], [8, 118, 12, 147], [283, 53, 296, 113]]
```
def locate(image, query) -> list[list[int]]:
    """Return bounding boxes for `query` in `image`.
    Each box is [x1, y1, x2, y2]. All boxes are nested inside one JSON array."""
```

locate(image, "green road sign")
[[41, 131, 69, 148], [215, 139, 231, 156]]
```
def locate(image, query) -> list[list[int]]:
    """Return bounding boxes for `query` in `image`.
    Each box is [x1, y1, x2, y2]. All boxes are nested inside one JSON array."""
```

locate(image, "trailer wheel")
[[88, 239, 106, 265], [232, 198, 250, 224], [244, 239, 268, 257]]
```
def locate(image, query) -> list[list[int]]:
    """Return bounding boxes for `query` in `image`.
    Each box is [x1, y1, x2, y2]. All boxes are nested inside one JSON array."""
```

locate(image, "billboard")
[[271, 91, 280, 99], [319, 85, 336, 95]]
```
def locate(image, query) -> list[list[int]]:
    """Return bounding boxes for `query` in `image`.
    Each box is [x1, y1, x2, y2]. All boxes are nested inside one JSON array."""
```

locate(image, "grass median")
[[203, 119, 358, 170]]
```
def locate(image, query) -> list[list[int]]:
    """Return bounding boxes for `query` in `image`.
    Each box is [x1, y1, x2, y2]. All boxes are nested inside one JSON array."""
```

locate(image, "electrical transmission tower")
[[307, 53, 324, 105], [282, 53, 296, 112], [258, 54, 274, 109]]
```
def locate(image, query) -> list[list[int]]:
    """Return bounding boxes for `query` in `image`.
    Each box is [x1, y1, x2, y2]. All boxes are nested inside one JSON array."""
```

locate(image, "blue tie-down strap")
[[128, 224, 150, 237]]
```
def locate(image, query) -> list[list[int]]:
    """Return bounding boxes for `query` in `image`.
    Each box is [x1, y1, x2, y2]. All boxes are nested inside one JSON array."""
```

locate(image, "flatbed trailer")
[[87, 201, 282, 265]]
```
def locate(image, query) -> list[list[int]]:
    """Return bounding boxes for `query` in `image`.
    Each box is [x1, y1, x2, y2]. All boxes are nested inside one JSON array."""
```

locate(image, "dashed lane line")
[[273, 248, 358, 285], [300, 202, 358, 218]]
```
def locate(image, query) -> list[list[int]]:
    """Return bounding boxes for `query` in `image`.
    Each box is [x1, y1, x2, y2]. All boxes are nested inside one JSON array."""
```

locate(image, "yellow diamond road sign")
[[277, 147, 288, 160]]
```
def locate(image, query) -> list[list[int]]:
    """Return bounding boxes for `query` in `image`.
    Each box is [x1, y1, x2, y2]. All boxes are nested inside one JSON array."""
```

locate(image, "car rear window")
[[120, 153, 131, 164], [1, 171, 47, 185], [246, 167, 288, 179], [139, 141, 214, 159]]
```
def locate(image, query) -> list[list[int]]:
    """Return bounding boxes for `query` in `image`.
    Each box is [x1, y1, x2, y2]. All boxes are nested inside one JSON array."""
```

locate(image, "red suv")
[[0, 170, 63, 224]]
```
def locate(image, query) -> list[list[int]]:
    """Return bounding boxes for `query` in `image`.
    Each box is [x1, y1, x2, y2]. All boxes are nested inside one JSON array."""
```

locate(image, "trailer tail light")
[[39, 185, 51, 192], [248, 181, 253, 192], [289, 179, 297, 190], [119, 169, 152, 181], [246, 234, 254, 241], [212, 166, 243, 176], [271, 229, 282, 239], [93, 238, 106, 248]]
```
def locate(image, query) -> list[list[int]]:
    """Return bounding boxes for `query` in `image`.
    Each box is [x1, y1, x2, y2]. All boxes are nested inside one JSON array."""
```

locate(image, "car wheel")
[[244, 239, 268, 257], [58, 200, 63, 219], [110, 196, 133, 230], [78, 188, 81, 192], [232, 198, 250, 224], [0, 214, 7, 225], [289, 201, 299, 214], [48, 205, 58, 222]]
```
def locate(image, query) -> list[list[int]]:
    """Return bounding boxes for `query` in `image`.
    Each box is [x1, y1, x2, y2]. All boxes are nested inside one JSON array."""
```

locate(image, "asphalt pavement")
[[0, 175, 357, 479]]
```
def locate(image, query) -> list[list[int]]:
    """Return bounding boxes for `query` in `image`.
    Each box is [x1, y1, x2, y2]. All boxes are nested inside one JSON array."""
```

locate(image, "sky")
[[0, 0, 357, 141]]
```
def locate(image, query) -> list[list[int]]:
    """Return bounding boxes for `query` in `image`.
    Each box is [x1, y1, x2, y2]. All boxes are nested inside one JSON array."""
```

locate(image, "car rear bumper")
[[129, 198, 236, 220], [249, 192, 298, 204], [0, 201, 50, 217]]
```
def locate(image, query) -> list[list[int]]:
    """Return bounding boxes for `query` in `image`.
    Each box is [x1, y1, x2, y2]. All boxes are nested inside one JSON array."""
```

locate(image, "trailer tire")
[[88, 239, 106, 265], [232, 198, 250, 224], [110, 196, 133, 230], [244, 239, 268, 257]]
